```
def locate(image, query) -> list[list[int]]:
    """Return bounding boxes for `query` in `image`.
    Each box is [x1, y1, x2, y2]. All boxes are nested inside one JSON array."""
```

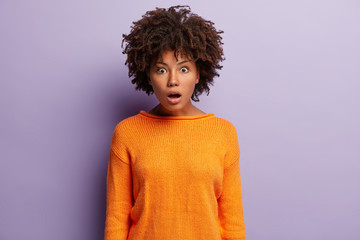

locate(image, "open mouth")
[[167, 92, 182, 104], [168, 93, 181, 98]]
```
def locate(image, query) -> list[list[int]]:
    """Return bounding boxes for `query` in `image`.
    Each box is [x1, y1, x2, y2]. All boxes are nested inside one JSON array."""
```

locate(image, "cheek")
[[150, 81, 166, 98], [187, 76, 198, 89]]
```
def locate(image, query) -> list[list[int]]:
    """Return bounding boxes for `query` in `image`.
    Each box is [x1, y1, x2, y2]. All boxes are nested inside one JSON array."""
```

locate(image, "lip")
[[167, 91, 182, 104]]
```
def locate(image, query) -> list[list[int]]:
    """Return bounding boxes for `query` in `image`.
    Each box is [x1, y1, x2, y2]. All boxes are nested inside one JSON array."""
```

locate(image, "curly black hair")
[[121, 5, 224, 102]]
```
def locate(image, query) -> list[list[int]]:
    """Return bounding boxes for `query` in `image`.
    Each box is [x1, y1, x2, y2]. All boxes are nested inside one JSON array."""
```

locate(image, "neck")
[[148, 104, 206, 117]]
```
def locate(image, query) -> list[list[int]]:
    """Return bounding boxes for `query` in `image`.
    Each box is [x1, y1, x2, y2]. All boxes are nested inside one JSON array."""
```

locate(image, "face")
[[148, 50, 199, 116]]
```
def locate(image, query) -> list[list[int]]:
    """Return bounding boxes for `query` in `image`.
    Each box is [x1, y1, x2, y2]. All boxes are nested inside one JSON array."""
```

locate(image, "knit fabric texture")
[[104, 110, 246, 240]]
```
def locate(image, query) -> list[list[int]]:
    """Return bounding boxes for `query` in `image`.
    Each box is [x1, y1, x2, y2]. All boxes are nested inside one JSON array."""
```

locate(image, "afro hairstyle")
[[121, 5, 225, 102]]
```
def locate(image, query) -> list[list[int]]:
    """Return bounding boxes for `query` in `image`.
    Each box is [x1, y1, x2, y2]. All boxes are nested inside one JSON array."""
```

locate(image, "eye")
[[156, 67, 166, 74], [180, 67, 189, 73]]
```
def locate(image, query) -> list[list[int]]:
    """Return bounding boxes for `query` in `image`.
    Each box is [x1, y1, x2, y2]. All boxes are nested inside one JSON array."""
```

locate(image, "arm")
[[218, 127, 246, 240], [104, 127, 133, 240]]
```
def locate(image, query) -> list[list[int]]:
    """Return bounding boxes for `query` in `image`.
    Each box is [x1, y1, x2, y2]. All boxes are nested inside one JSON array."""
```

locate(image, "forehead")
[[152, 49, 193, 64]]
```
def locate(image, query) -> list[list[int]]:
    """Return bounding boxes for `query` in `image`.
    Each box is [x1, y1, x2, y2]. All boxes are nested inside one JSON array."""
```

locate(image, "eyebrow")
[[155, 60, 189, 66]]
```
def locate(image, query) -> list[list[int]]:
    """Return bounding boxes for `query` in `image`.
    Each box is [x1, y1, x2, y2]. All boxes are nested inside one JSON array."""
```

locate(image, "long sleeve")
[[104, 127, 133, 240], [218, 127, 246, 240], [103, 112, 246, 239]]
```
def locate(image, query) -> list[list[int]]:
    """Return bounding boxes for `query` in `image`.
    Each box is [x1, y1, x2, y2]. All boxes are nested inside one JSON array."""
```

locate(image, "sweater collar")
[[139, 110, 215, 120]]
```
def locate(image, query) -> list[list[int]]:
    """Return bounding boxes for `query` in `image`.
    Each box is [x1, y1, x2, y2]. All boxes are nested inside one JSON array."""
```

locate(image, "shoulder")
[[213, 117, 240, 167], [113, 113, 143, 134], [211, 116, 239, 136], [111, 113, 142, 148], [212, 116, 240, 150]]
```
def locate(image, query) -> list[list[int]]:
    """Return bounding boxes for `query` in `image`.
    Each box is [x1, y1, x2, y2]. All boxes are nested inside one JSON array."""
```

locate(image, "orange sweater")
[[104, 110, 246, 240]]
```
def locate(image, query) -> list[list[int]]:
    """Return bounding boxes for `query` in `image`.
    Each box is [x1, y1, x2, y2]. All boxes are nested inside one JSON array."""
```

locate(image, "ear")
[[195, 70, 200, 84]]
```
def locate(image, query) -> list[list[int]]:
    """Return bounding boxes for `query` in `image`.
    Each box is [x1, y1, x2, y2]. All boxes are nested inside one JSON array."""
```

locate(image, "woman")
[[105, 5, 246, 240]]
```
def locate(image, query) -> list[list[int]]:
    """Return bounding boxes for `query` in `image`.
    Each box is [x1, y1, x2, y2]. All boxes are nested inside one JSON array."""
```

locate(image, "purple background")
[[1, 0, 359, 239]]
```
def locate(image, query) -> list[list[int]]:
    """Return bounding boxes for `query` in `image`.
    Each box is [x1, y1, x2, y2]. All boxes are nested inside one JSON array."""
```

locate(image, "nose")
[[167, 71, 179, 87]]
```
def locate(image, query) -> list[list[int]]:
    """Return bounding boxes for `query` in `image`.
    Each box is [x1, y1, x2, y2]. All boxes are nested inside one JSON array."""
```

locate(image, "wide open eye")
[[180, 67, 189, 73], [157, 67, 166, 74]]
